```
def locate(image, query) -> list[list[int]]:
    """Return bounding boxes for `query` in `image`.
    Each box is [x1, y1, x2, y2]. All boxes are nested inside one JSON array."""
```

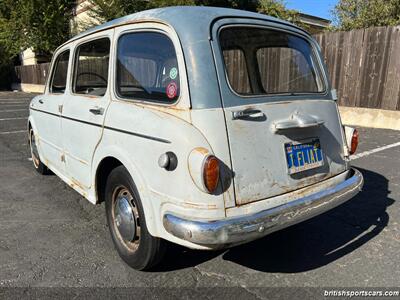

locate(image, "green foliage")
[[85, 0, 151, 24], [86, 0, 259, 24], [193, 0, 258, 11], [332, 0, 400, 30], [257, 0, 302, 26], [85, 0, 198, 25], [0, 0, 304, 65], [87, 0, 299, 26], [0, 0, 75, 59], [0, 45, 13, 90]]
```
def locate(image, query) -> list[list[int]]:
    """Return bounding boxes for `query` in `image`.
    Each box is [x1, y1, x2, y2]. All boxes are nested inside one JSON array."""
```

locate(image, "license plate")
[[285, 138, 324, 174]]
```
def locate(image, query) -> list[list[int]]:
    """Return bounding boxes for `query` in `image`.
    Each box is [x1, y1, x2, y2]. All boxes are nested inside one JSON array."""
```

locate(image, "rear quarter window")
[[116, 32, 180, 103]]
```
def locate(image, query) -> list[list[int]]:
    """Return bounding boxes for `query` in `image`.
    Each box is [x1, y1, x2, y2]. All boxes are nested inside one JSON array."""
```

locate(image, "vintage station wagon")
[[28, 6, 363, 270]]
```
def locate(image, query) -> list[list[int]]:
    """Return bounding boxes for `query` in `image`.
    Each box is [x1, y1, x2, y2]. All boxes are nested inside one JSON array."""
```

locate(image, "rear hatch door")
[[213, 23, 346, 205]]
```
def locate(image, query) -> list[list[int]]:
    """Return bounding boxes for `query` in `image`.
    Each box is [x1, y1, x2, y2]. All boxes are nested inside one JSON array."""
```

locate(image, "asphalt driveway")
[[0, 92, 399, 298]]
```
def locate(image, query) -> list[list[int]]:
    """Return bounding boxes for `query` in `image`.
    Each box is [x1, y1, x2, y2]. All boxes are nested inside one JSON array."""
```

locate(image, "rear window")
[[220, 27, 324, 96], [223, 49, 251, 94], [116, 32, 180, 103]]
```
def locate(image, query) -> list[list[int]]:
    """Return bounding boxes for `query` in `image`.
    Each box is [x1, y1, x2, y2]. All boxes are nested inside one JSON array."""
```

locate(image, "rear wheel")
[[105, 166, 166, 270], [29, 128, 50, 175]]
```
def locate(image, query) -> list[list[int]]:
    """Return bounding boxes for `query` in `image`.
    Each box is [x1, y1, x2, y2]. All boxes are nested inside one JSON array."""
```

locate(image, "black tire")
[[29, 128, 51, 175], [105, 165, 166, 270]]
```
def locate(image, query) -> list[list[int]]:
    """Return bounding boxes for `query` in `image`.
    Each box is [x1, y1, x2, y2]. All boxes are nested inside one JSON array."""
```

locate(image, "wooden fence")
[[12, 26, 400, 111], [13, 63, 50, 85], [314, 26, 400, 111]]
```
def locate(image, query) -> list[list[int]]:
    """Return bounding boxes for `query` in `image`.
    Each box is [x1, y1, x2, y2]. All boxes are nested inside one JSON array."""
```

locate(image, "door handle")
[[38, 99, 44, 104], [232, 109, 264, 120], [271, 112, 324, 132], [89, 107, 104, 115]]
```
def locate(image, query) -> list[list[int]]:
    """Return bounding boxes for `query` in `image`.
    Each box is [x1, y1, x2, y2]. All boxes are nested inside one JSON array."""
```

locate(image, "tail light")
[[344, 126, 359, 156], [203, 155, 220, 193], [350, 129, 359, 155]]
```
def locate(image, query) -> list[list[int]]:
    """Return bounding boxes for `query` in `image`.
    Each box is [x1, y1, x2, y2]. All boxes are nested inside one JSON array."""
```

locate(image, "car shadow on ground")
[[156, 167, 394, 273]]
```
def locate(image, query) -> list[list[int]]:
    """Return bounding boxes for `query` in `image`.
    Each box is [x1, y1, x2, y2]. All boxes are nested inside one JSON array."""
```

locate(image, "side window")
[[50, 50, 70, 94], [222, 49, 251, 94], [73, 38, 110, 96], [116, 32, 180, 103]]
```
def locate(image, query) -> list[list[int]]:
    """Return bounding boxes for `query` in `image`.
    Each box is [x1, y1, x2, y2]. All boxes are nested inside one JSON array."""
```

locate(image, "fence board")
[[14, 63, 50, 85], [382, 26, 400, 110], [315, 26, 400, 111]]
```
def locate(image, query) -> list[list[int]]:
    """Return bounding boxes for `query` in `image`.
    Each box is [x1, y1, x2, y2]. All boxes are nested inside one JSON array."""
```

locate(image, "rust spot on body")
[[81, 94, 99, 99], [183, 201, 217, 210], [193, 147, 209, 155], [71, 177, 85, 191]]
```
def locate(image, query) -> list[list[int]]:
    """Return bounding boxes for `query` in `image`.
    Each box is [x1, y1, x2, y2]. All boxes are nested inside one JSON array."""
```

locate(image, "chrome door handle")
[[232, 109, 264, 120], [271, 112, 324, 132], [89, 107, 104, 115]]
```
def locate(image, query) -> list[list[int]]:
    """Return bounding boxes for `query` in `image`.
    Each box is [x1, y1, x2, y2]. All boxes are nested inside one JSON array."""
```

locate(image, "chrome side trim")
[[30, 107, 171, 144], [163, 168, 363, 247]]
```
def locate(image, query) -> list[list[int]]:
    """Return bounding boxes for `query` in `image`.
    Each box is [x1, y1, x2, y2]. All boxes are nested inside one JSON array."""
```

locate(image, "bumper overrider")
[[163, 168, 363, 248]]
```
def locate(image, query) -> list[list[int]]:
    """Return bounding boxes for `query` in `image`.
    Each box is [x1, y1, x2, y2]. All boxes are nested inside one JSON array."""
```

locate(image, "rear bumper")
[[163, 168, 363, 248]]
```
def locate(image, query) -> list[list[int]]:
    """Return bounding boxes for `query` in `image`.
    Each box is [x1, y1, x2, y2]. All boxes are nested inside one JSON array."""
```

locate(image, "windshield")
[[219, 27, 325, 96]]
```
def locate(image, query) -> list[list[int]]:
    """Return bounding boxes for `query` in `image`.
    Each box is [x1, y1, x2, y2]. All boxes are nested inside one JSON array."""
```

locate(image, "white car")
[[28, 6, 363, 270]]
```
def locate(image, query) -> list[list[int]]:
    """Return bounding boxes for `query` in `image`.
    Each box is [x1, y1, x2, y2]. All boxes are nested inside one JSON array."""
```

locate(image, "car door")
[[212, 24, 346, 206], [31, 48, 70, 174], [61, 31, 113, 189]]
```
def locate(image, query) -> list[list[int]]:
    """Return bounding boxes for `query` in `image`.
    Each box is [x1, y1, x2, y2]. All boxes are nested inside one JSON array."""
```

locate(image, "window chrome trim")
[[30, 107, 171, 144]]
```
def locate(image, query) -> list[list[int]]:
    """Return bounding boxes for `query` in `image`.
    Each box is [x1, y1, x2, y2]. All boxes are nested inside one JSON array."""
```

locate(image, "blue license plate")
[[285, 139, 324, 174]]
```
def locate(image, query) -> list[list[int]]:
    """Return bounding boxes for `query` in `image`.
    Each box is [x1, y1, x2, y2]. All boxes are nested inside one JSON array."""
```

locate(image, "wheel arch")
[[28, 120, 32, 143], [27, 116, 37, 134], [27, 116, 43, 159], [94, 156, 123, 205], [92, 148, 158, 236]]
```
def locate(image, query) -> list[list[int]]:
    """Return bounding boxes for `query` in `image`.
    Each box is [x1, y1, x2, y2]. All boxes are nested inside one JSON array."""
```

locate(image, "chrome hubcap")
[[114, 194, 136, 242], [112, 187, 140, 251]]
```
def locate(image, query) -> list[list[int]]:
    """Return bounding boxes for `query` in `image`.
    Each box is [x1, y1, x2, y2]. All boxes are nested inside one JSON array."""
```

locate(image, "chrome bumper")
[[163, 168, 363, 247]]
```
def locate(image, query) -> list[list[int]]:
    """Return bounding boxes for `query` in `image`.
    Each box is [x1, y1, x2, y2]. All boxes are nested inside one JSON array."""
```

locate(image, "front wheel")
[[105, 166, 166, 270], [29, 128, 50, 175]]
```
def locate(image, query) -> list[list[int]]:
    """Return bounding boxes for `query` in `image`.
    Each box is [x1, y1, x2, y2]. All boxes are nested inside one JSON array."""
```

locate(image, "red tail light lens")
[[203, 156, 220, 193], [350, 129, 359, 155]]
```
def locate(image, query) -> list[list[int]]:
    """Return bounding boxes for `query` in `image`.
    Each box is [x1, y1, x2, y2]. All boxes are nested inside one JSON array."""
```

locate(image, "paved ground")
[[0, 92, 399, 295]]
